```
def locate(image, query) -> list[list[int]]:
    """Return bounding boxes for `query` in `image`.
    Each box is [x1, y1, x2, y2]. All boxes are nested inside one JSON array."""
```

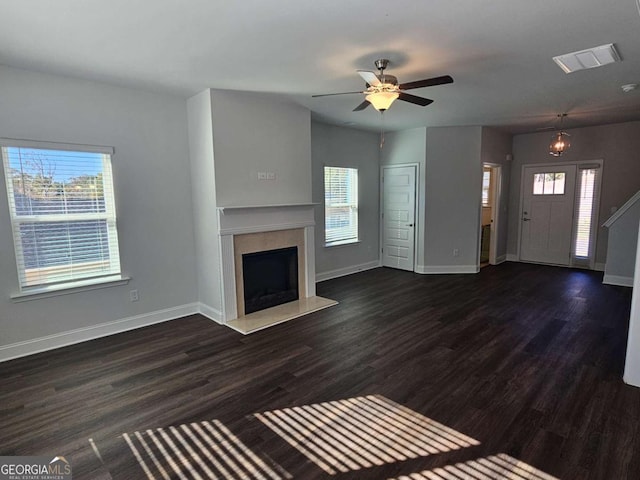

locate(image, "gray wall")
[[210, 90, 312, 206], [480, 127, 512, 261], [605, 200, 640, 283], [187, 90, 221, 312], [312, 122, 381, 278], [623, 220, 640, 386], [0, 65, 197, 348], [187, 89, 313, 312], [425, 126, 483, 271], [381, 128, 427, 268], [509, 121, 640, 265]]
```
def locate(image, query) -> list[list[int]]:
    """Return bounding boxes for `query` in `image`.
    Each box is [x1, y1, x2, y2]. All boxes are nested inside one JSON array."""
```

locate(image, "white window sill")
[[325, 239, 361, 248], [11, 275, 130, 302]]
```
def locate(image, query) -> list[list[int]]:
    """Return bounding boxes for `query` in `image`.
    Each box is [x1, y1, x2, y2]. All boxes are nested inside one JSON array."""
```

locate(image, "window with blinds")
[[482, 168, 491, 206], [324, 166, 358, 246], [574, 167, 598, 258], [1, 140, 121, 291]]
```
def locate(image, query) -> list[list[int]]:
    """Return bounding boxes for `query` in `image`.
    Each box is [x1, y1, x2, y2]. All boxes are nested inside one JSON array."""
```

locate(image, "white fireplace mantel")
[[216, 203, 317, 322]]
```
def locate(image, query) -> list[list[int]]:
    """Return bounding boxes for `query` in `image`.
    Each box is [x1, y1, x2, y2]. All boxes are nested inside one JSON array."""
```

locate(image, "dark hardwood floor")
[[0, 263, 637, 479]]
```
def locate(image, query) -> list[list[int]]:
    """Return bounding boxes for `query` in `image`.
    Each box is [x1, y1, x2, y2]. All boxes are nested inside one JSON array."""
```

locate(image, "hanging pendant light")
[[549, 113, 571, 156]]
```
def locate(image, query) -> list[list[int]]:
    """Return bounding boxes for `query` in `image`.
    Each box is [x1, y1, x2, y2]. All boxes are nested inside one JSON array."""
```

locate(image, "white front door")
[[382, 165, 416, 271], [520, 164, 577, 265]]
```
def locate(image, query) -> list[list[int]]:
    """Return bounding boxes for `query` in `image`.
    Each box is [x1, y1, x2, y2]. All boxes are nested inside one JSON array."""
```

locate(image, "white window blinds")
[[574, 167, 598, 258], [482, 169, 491, 206], [324, 166, 358, 245], [1, 140, 121, 290]]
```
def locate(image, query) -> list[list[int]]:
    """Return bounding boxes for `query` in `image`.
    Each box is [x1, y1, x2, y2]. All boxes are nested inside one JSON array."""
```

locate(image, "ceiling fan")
[[312, 59, 454, 112]]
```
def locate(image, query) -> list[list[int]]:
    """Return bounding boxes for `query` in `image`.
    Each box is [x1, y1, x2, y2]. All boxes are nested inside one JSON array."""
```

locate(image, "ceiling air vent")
[[553, 43, 621, 74]]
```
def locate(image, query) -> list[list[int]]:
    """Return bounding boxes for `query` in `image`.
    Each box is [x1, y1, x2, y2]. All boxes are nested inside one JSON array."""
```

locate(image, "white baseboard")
[[623, 372, 640, 388], [506, 254, 519, 262], [316, 260, 381, 282], [594, 262, 606, 272], [0, 303, 200, 363], [198, 302, 224, 324], [416, 265, 480, 274], [603, 274, 634, 287], [493, 254, 507, 265]]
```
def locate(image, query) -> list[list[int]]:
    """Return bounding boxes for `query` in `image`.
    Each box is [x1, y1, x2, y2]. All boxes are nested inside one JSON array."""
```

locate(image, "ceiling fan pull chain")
[[380, 111, 385, 149]]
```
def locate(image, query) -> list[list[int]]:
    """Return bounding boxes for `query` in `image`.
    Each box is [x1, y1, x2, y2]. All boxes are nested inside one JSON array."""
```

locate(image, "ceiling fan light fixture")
[[366, 91, 399, 111]]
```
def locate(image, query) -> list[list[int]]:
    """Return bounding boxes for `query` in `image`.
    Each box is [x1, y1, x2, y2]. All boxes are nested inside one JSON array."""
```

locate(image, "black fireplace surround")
[[242, 246, 299, 314]]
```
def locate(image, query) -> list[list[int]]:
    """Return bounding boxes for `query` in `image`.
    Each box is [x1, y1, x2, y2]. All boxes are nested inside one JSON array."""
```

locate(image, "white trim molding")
[[493, 254, 508, 265], [506, 254, 519, 262], [416, 265, 480, 274], [316, 260, 381, 282], [198, 303, 224, 323], [0, 303, 200, 363], [216, 204, 317, 322], [603, 190, 640, 227], [603, 275, 634, 287], [594, 262, 606, 272]]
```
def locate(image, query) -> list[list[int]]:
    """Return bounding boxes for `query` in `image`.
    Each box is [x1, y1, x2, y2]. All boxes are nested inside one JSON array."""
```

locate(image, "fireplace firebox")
[[242, 246, 299, 314]]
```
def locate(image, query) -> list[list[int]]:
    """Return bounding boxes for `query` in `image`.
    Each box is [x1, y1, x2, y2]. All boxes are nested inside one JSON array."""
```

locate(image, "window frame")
[[1, 138, 124, 297], [532, 172, 566, 195], [324, 166, 359, 247], [482, 168, 491, 207], [572, 163, 602, 268]]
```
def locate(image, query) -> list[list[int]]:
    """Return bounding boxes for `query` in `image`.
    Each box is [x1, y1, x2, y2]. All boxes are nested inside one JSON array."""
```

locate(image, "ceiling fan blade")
[[312, 91, 364, 98], [398, 92, 433, 107], [399, 75, 454, 90], [353, 100, 371, 111], [357, 70, 381, 87]]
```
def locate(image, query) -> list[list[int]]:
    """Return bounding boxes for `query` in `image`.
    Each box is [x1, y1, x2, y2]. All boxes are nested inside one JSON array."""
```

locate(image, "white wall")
[[425, 126, 483, 272], [0, 66, 198, 358], [210, 90, 312, 206], [187, 91, 221, 314], [509, 121, 640, 265], [311, 122, 381, 279], [381, 128, 427, 269]]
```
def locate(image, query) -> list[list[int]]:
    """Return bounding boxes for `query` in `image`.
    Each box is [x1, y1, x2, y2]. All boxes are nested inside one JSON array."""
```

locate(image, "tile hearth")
[[226, 296, 337, 334]]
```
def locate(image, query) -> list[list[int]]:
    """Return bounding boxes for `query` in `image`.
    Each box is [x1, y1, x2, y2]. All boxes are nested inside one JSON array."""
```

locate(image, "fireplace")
[[232, 226, 308, 318], [216, 204, 320, 321], [242, 246, 299, 314], [213, 204, 336, 332]]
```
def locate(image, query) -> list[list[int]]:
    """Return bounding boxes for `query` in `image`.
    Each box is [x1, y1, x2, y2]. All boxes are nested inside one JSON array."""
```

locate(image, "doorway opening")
[[480, 164, 501, 267]]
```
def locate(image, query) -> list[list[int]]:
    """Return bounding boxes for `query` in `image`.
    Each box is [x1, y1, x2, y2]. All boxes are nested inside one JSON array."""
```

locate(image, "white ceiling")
[[2, 0, 640, 133]]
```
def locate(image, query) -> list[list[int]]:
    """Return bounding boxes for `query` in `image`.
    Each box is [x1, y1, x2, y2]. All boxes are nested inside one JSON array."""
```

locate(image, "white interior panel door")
[[520, 164, 577, 265], [382, 165, 416, 271]]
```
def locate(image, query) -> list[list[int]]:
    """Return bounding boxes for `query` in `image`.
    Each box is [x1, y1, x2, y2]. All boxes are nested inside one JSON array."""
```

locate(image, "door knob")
[[522, 218, 530, 222], [406, 223, 414, 227]]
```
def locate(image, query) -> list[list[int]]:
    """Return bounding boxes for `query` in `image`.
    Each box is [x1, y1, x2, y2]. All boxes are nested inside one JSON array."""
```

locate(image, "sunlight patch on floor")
[[255, 394, 480, 475], [388, 453, 559, 480], [122, 420, 289, 480]]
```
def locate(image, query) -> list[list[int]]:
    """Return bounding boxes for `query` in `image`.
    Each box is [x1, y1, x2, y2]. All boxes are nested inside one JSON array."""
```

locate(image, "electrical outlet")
[[453, 248, 460, 257], [266, 172, 275, 180], [257, 172, 267, 180], [129, 289, 139, 302]]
